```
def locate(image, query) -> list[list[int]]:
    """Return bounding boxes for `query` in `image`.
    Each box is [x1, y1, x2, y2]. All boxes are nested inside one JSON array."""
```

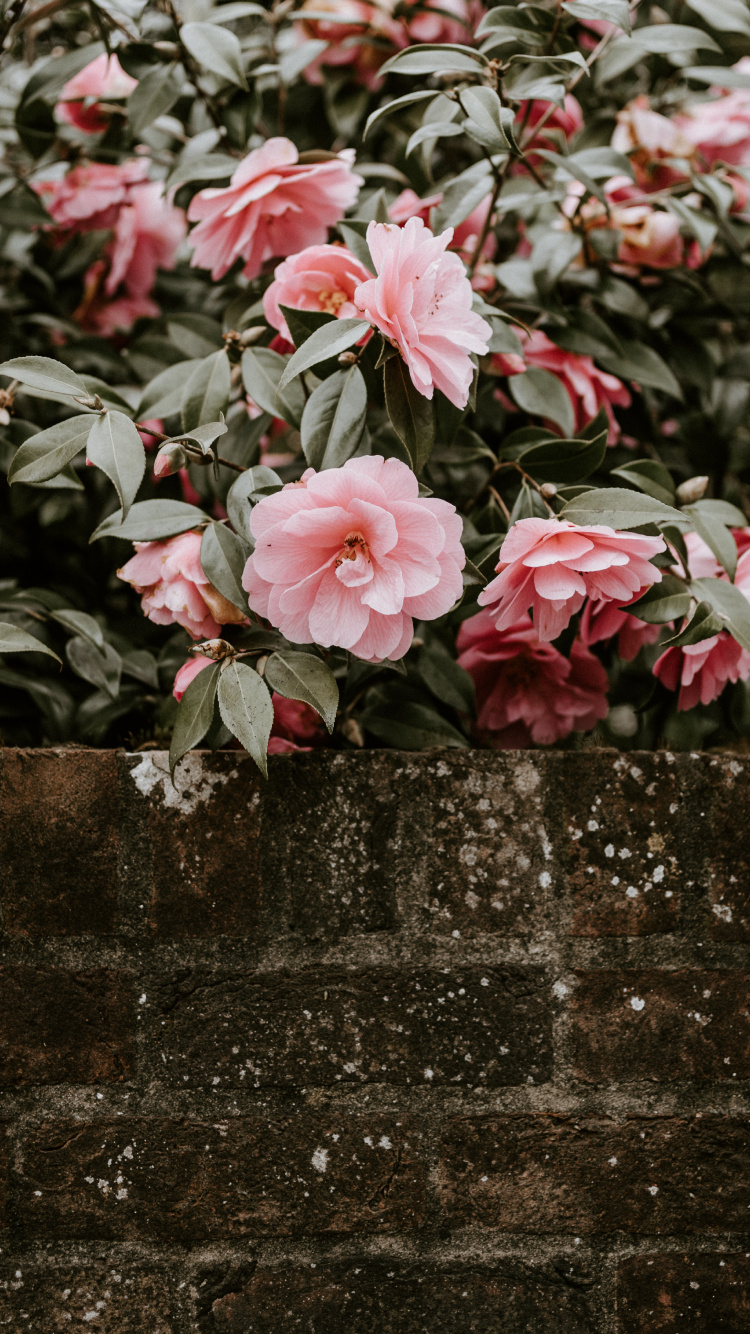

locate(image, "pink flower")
[[579, 594, 661, 661], [479, 517, 665, 642], [404, 0, 484, 47], [514, 95, 583, 166], [654, 636, 750, 711], [267, 693, 327, 752], [296, 0, 405, 89], [173, 655, 211, 701], [119, 530, 247, 641], [612, 96, 694, 191], [457, 608, 609, 746], [565, 176, 706, 270], [34, 159, 147, 230], [263, 243, 373, 342], [241, 455, 465, 662], [353, 218, 491, 409], [388, 188, 497, 286], [492, 328, 631, 445], [55, 53, 137, 134], [675, 62, 750, 169], [138, 418, 164, 450], [187, 137, 363, 281]]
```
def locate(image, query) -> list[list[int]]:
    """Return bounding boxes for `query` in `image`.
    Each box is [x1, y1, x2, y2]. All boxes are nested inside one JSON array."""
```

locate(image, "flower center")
[[335, 531, 370, 567], [319, 288, 348, 315]]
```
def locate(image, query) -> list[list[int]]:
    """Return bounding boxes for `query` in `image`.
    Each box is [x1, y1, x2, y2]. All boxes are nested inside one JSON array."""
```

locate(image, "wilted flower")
[[241, 455, 465, 662], [353, 218, 491, 409], [457, 608, 609, 746], [187, 137, 363, 281], [119, 531, 246, 641], [479, 517, 665, 642]]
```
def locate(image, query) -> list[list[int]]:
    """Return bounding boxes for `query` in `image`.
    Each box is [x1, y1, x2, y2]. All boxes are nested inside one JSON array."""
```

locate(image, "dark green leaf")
[[264, 650, 339, 732], [384, 357, 435, 473], [87, 411, 146, 519], [279, 305, 337, 349], [8, 415, 92, 485], [181, 21, 248, 87], [683, 503, 738, 579], [50, 609, 104, 649], [278, 320, 371, 390], [380, 43, 488, 76], [364, 90, 439, 140], [217, 660, 273, 775], [666, 600, 726, 647], [627, 575, 691, 624], [610, 460, 676, 506], [137, 360, 201, 420], [520, 431, 607, 483], [509, 366, 576, 438], [561, 0, 631, 33], [301, 366, 368, 470], [91, 499, 208, 542], [0, 356, 88, 399], [0, 621, 61, 663], [170, 659, 222, 778], [226, 466, 281, 542], [182, 352, 231, 432], [127, 62, 183, 135], [419, 647, 475, 713], [66, 636, 122, 700], [241, 347, 306, 429], [691, 577, 750, 652], [360, 701, 469, 749], [561, 486, 681, 528], [200, 522, 249, 612], [599, 341, 682, 399]]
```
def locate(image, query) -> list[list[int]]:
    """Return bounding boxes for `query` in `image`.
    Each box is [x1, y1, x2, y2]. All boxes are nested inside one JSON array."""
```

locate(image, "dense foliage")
[[3, 0, 750, 769]]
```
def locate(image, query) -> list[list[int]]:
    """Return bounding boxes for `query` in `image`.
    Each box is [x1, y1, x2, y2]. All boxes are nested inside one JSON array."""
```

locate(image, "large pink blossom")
[[388, 188, 496, 288], [241, 455, 465, 662], [612, 96, 694, 191], [403, 0, 484, 47], [187, 137, 363, 281], [34, 159, 147, 230], [457, 608, 609, 746], [675, 61, 750, 169], [564, 176, 705, 271], [296, 0, 405, 89], [479, 517, 665, 642], [119, 531, 246, 641], [492, 328, 631, 445], [55, 53, 137, 134], [263, 243, 373, 342], [353, 218, 491, 409], [579, 594, 661, 661]]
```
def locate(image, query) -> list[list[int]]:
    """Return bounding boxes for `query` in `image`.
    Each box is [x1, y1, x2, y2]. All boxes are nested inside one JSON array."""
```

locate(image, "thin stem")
[[488, 484, 511, 522]]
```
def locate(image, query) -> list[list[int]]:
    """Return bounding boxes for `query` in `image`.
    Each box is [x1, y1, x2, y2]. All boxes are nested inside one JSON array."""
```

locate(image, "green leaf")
[[384, 357, 435, 473], [531, 230, 583, 296], [49, 609, 104, 649], [690, 498, 747, 527], [167, 153, 237, 189], [406, 121, 465, 157], [66, 636, 122, 700], [200, 522, 249, 613], [127, 62, 183, 136], [0, 621, 61, 663], [433, 160, 495, 231], [91, 499, 208, 542], [685, 0, 750, 34], [181, 21, 248, 87], [597, 26, 720, 81], [627, 576, 691, 624], [519, 432, 607, 483], [182, 352, 231, 432], [684, 64, 750, 88], [664, 196, 717, 256], [610, 460, 675, 506], [419, 647, 475, 714], [561, 486, 681, 528], [279, 305, 337, 349], [173, 418, 228, 456], [264, 650, 339, 732], [170, 659, 222, 778], [691, 577, 750, 652], [460, 86, 514, 152], [0, 356, 88, 400], [561, 0, 631, 33], [121, 649, 160, 688], [509, 366, 576, 438], [217, 660, 273, 776], [682, 503, 738, 579], [379, 43, 488, 77], [301, 366, 367, 470], [666, 600, 726, 647], [278, 320, 371, 391], [226, 466, 281, 542], [241, 347, 306, 429], [167, 315, 223, 361], [8, 415, 92, 486], [360, 701, 469, 749], [364, 90, 439, 140], [137, 360, 201, 420], [87, 411, 146, 520], [599, 341, 682, 400], [279, 39, 328, 83]]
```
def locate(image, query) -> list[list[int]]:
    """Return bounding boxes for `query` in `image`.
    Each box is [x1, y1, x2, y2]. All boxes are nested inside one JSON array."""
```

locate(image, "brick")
[[0, 750, 118, 936], [697, 756, 750, 941], [0, 1261, 178, 1332], [17, 1116, 425, 1240], [568, 970, 750, 1083], [561, 753, 686, 937], [617, 1253, 750, 1333], [439, 1115, 750, 1233], [124, 751, 263, 937], [397, 752, 555, 937], [263, 751, 401, 939], [209, 1260, 597, 1333], [0, 968, 134, 1086], [153, 966, 551, 1090]]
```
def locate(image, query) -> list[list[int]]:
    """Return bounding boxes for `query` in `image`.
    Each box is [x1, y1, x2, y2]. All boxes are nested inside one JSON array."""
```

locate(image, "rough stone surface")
[[0, 746, 747, 1334]]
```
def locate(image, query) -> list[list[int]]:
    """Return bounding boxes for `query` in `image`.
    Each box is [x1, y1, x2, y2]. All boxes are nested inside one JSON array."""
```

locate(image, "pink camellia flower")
[[675, 61, 750, 169], [34, 159, 147, 231], [515, 95, 583, 166], [119, 530, 247, 641], [241, 455, 465, 662], [579, 593, 662, 661], [187, 137, 363, 281], [612, 96, 695, 192], [388, 189, 497, 289], [296, 0, 405, 90], [55, 52, 137, 134], [457, 608, 609, 746], [404, 0, 484, 47], [263, 243, 373, 342], [137, 418, 164, 450], [479, 517, 665, 642], [492, 328, 631, 445], [654, 635, 750, 711], [564, 175, 706, 271], [353, 218, 491, 409]]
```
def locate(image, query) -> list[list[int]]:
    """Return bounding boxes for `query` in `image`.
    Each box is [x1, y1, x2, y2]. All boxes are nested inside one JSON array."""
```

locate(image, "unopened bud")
[[338, 350, 358, 367], [342, 716, 364, 748], [153, 442, 187, 478], [676, 475, 709, 505], [239, 325, 266, 348], [189, 638, 235, 661], [540, 482, 558, 499]]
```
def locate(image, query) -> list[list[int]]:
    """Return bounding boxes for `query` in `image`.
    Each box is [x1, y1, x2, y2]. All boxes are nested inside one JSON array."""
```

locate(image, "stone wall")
[[0, 746, 748, 1332]]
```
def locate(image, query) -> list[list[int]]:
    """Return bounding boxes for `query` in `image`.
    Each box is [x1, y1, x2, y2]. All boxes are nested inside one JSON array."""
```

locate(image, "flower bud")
[[540, 482, 558, 499], [338, 350, 359, 367], [676, 475, 709, 505], [342, 716, 364, 747], [153, 442, 187, 478], [189, 638, 235, 661]]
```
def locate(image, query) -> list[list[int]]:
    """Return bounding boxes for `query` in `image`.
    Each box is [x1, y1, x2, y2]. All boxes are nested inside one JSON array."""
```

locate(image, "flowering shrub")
[[3, 0, 750, 770]]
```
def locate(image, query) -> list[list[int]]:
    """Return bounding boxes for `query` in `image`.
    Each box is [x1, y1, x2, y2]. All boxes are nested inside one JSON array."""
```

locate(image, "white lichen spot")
[[553, 981, 569, 999], [648, 1185, 659, 1195], [538, 871, 551, 889], [626, 886, 638, 899], [713, 903, 733, 924], [652, 865, 665, 883], [311, 1148, 329, 1174], [630, 997, 646, 1012], [587, 820, 599, 832], [618, 847, 632, 860], [129, 751, 231, 815], [604, 844, 615, 859], [424, 1068, 434, 1080], [378, 1136, 392, 1150]]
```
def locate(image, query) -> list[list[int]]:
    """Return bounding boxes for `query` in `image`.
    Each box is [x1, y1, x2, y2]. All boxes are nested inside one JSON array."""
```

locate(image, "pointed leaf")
[[50, 609, 104, 649], [509, 366, 576, 438], [691, 577, 750, 652], [87, 411, 146, 519], [127, 62, 183, 136], [561, 487, 682, 528], [217, 660, 273, 776], [170, 659, 222, 778], [0, 356, 88, 399], [200, 522, 250, 612], [384, 356, 435, 473], [137, 360, 201, 420], [181, 21, 248, 87], [278, 320, 371, 390], [241, 347, 306, 429], [264, 650, 339, 732], [66, 636, 122, 700], [182, 351, 231, 432], [627, 576, 691, 624], [8, 415, 92, 485], [301, 366, 368, 470], [665, 600, 726, 647], [91, 499, 208, 542], [0, 622, 61, 663]]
